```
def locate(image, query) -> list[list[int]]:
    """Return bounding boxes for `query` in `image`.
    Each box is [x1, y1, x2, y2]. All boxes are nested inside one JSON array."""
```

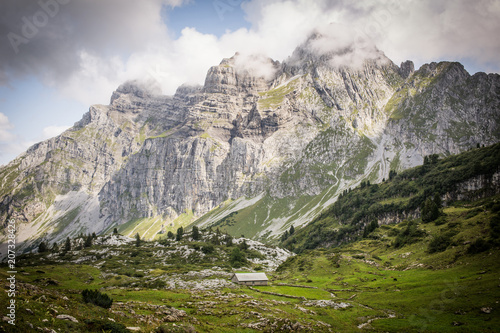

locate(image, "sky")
[[0, 0, 499, 165]]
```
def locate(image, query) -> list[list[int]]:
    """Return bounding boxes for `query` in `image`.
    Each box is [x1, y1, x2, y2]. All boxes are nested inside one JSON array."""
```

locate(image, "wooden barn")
[[231, 273, 268, 286]]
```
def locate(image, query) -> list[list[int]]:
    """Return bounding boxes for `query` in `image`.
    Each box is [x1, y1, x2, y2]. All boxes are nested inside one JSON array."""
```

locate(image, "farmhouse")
[[231, 272, 268, 286]]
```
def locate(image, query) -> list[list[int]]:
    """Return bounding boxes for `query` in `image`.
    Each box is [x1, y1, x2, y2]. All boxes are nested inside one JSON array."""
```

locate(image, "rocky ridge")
[[1, 34, 500, 255]]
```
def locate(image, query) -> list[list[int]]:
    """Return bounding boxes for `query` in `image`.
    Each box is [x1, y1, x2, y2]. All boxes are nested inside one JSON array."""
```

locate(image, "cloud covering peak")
[[0, 0, 499, 104]]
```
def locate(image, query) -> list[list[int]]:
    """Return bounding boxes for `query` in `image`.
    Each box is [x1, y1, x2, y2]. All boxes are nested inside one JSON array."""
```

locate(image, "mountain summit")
[[1, 39, 500, 256]]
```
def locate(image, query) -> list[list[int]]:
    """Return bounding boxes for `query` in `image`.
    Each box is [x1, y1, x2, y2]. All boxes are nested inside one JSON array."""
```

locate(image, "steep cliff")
[[1, 35, 500, 255]]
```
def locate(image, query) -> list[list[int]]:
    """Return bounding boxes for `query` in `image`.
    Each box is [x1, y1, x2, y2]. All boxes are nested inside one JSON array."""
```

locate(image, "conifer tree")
[[84, 234, 93, 248], [433, 193, 442, 209], [281, 230, 289, 242], [422, 198, 439, 222], [192, 226, 200, 240], [176, 226, 184, 241], [38, 241, 48, 253], [64, 237, 71, 252], [239, 239, 249, 251], [225, 234, 233, 247]]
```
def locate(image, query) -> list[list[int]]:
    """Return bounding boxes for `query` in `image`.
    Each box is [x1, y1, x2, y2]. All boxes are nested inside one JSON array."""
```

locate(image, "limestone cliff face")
[[384, 62, 500, 169], [1, 38, 500, 254]]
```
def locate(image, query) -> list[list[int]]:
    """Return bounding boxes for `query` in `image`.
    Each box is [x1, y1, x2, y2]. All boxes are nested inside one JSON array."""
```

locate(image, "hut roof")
[[232, 272, 268, 282]]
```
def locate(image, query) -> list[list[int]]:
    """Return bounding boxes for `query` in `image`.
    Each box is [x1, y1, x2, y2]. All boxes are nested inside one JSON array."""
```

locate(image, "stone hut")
[[231, 272, 268, 286]]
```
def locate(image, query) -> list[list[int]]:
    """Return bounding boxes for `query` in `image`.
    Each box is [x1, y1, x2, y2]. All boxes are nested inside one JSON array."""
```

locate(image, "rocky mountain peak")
[[1, 38, 500, 257], [174, 83, 203, 97], [203, 53, 277, 95], [285, 30, 391, 75], [399, 60, 415, 79], [110, 79, 163, 104]]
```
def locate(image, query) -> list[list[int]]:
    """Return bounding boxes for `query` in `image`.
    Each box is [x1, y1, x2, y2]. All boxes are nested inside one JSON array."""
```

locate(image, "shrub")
[[239, 239, 249, 251], [328, 254, 341, 267], [201, 244, 215, 254], [427, 233, 452, 253], [225, 235, 233, 247], [467, 238, 491, 254], [82, 289, 113, 309], [146, 280, 167, 289], [393, 221, 426, 248], [490, 214, 500, 240], [230, 247, 247, 268], [433, 216, 447, 226]]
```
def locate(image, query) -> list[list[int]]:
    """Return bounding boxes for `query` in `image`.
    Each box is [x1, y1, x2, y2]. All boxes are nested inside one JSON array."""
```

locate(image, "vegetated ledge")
[[282, 142, 500, 252]]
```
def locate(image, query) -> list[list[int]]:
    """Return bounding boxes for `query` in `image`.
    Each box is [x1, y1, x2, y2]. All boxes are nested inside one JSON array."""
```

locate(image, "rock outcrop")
[[1, 34, 500, 255]]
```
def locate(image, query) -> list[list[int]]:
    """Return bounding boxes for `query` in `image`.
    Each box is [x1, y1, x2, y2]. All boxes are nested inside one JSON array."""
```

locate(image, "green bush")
[[433, 216, 447, 226], [490, 214, 500, 240], [230, 247, 247, 268], [422, 197, 440, 223], [467, 238, 491, 254], [393, 221, 426, 248], [427, 233, 452, 253], [133, 271, 145, 278], [201, 244, 215, 254], [82, 289, 113, 309], [146, 279, 167, 289]]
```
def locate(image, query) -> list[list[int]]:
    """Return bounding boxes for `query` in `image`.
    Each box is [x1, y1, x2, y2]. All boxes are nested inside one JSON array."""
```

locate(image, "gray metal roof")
[[232, 272, 268, 281]]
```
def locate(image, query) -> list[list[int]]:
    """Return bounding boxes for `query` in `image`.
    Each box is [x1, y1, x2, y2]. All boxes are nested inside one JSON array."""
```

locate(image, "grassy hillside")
[[1, 196, 499, 332], [282, 143, 500, 252], [275, 193, 500, 331], [1, 144, 500, 332]]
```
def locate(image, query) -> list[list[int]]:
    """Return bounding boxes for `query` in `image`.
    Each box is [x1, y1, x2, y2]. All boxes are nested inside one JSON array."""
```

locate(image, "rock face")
[[1, 34, 500, 254]]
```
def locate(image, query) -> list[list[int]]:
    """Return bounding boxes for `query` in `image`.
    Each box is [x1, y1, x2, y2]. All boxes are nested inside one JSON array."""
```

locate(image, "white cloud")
[[0, 112, 71, 165], [3, 0, 500, 105], [0, 112, 30, 165], [0, 112, 15, 142], [40, 125, 70, 140], [233, 53, 278, 80]]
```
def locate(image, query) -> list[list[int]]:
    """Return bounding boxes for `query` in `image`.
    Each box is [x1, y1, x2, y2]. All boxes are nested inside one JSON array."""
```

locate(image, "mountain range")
[[1, 33, 500, 256]]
